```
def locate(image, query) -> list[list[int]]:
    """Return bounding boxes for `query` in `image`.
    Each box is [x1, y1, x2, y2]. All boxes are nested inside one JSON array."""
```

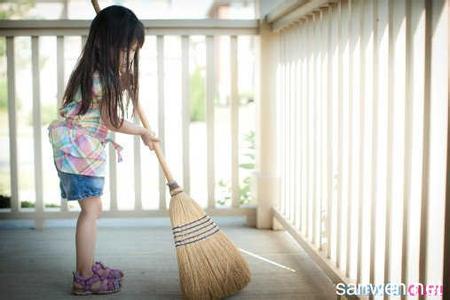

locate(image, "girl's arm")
[[104, 117, 146, 135], [100, 106, 160, 150], [101, 112, 146, 135]]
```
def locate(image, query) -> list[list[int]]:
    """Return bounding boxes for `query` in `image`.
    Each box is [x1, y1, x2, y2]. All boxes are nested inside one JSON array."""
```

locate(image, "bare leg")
[[75, 196, 102, 277]]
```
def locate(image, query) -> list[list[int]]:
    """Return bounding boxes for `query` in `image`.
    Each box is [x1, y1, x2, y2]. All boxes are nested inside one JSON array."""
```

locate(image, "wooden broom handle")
[[90, 0, 176, 184], [136, 105, 176, 183], [91, 0, 101, 13]]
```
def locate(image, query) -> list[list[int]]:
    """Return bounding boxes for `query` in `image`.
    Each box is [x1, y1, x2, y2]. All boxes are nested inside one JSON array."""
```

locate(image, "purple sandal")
[[93, 261, 124, 281], [72, 271, 121, 295]]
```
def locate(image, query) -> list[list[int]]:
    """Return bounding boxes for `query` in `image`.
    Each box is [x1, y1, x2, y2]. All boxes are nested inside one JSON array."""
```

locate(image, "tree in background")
[[0, 0, 35, 110], [189, 66, 205, 122]]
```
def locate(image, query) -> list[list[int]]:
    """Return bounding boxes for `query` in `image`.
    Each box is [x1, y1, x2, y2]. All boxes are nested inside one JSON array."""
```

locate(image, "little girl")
[[47, 5, 159, 295]]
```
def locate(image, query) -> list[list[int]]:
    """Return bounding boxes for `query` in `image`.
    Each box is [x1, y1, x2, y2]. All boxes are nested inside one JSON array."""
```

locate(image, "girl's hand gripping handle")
[[140, 129, 160, 151]]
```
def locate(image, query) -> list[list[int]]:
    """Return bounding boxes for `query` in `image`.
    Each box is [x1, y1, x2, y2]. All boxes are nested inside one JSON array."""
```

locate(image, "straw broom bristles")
[[169, 188, 251, 300]]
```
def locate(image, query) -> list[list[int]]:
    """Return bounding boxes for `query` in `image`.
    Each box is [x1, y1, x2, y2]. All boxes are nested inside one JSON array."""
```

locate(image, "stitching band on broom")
[[172, 215, 220, 247], [91, 2, 251, 299]]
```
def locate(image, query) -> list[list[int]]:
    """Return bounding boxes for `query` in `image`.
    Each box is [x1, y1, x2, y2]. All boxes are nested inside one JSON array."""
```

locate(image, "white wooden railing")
[[0, 19, 259, 229], [263, 0, 449, 299]]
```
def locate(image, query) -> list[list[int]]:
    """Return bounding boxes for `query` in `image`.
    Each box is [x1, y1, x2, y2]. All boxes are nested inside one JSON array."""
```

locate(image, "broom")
[[137, 107, 251, 300], [91, 2, 252, 299]]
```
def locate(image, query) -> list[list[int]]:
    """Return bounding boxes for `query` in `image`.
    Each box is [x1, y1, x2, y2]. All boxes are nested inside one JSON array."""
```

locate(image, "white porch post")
[[254, 19, 281, 230]]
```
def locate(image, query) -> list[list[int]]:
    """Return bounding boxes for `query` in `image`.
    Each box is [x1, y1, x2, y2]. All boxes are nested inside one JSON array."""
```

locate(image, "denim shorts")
[[56, 168, 105, 201]]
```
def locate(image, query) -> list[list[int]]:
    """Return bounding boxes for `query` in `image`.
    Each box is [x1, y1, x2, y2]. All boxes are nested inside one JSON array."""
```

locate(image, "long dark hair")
[[61, 5, 145, 128]]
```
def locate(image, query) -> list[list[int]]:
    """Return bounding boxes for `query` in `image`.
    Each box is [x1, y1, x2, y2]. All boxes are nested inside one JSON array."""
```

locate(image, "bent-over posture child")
[[47, 5, 159, 295]]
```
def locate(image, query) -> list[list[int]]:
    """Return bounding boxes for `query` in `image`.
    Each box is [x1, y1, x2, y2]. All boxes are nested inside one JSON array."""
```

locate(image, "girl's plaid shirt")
[[47, 72, 123, 177]]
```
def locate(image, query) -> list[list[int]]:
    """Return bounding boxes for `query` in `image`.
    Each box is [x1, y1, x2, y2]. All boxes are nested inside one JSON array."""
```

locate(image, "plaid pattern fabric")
[[47, 72, 123, 177]]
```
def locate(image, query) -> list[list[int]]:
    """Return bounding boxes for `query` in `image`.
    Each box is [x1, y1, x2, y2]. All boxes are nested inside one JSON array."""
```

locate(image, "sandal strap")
[[95, 261, 105, 268], [92, 263, 108, 280], [108, 278, 121, 290], [73, 272, 101, 289], [73, 272, 86, 286], [85, 274, 100, 286], [94, 261, 124, 279]]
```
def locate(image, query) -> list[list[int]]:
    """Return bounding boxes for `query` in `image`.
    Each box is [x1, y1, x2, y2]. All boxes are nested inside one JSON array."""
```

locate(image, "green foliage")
[[20, 201, 60, 208], [216, 130, 256, 206], [238, 176, 252, 204], [189, 67, 205, 122], [0, 0, 35, 56], [26, 102, 57, 126], [21, 200, 34, 208], [239, 163, 254, 169], [0, 195, 10, 208], [0, 38, 4, 59], [0, 42, 50, 113], [242, 130, 255, 149], [41, 102, 57, 125], [216, 179, 230, 206], [0, 0, 35, 19], [238, 130, 255, 204], [216, 178, 252, 207], [0, 196, 60, 209], [0, 76, 6, 111], [0, 170, 10, 196], [239, 90, 254, 105]]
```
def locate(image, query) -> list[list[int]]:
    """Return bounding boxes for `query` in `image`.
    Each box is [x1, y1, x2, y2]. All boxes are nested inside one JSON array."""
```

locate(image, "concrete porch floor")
[[0, 216, 337, 299]]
